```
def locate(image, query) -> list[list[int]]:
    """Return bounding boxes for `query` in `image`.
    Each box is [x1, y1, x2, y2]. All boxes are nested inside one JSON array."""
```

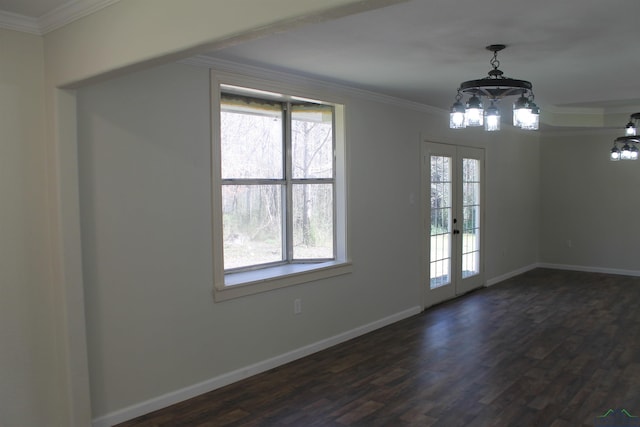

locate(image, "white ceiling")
[[203, 0, 640, 125], [3, 0, 639, 126]]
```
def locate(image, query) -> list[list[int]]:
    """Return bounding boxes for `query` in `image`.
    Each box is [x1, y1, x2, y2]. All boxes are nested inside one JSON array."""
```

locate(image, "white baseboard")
[[484, 262, 640, 290], [92, 305, 422, 427], [485, 263, 540, 287], [537, 262, 640, 277]]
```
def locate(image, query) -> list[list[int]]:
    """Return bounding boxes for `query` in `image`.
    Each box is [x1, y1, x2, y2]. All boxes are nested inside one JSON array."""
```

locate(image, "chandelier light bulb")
[[512, 94, 529, 127], [625, 121, 637, 136], [449, 100, 466, 129], [484, 101, 501, 131], [610, 144, 621, 161], [465, 95, 484, 127], [517, 109, 532, 129], [520, 102, 540, 130]]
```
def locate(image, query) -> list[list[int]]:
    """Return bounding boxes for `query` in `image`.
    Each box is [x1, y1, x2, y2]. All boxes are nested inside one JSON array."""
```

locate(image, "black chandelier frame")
[[457, 44, 533, 99], [450, 44, 539, 131]]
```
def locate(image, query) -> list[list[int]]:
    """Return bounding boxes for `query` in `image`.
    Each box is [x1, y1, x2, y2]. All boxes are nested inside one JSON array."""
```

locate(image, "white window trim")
[[210, 70, 352, 301]]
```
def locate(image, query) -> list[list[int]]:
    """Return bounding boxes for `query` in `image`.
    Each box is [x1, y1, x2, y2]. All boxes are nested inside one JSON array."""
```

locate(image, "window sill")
[[213, 261, 353, 301]]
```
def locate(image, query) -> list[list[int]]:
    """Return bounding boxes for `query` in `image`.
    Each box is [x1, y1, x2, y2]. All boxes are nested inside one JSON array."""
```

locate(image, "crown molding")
[[0, 10, 40, 34], [40, 0, 121, 34], [181, 55, 447, 116], [540, 126, 619, 138], [0, 0, 121, 35]]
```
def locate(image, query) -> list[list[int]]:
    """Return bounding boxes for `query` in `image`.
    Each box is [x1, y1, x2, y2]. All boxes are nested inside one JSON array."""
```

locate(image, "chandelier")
[[449, 44, 540, 131], [610, 113, 640, 161]]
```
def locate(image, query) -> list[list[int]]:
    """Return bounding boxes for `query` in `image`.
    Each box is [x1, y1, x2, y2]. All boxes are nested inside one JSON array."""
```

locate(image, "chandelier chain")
[[490, 51, 500, 73]]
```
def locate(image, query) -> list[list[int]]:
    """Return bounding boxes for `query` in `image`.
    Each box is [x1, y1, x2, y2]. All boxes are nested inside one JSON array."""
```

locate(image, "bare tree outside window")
[[291, 104, 334, 259]]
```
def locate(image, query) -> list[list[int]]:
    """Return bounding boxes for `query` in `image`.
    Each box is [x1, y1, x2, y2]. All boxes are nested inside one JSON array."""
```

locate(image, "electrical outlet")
[[294, 298, 302, 315]]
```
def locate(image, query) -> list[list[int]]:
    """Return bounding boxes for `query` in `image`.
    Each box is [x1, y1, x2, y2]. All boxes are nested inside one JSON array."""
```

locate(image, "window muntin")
[[220, 91, 336, 274]]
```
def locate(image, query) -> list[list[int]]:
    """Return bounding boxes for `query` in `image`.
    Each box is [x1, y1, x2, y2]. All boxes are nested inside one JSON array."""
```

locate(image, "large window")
[[211, 74, 350, 300]]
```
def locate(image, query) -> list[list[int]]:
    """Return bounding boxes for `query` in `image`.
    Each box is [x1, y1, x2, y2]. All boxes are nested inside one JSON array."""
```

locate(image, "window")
[[211, 73, 351, 300]]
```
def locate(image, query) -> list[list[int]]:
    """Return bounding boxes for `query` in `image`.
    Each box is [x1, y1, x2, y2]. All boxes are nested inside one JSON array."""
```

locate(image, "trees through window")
[[220, 91, 336, 272]]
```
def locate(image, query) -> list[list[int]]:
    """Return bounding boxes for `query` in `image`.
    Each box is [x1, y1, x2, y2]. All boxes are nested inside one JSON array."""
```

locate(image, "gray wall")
[[485, 129, 541, 279], [540, 130, 640, 271], [77, 62, 541, 418], [0, 30, 60, 427]]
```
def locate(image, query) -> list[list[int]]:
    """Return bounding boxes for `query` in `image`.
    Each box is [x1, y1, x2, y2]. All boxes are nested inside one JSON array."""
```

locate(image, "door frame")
[[420, 140, 485, 310]]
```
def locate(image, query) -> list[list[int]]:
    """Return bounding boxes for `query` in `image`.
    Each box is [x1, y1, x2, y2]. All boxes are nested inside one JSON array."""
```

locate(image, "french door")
[[422, 141, 484, 307]]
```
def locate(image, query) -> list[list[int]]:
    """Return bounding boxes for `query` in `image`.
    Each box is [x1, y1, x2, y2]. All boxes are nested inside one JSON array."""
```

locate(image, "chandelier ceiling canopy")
[[450, 44, 539, 132]]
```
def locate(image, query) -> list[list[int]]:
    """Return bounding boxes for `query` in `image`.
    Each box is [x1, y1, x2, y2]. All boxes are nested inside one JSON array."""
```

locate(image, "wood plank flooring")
[[117, 269, 640, 426]]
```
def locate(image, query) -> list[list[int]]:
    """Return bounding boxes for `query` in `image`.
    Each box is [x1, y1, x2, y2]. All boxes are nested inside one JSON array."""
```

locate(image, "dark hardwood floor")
[[117, 269, 640, 426]]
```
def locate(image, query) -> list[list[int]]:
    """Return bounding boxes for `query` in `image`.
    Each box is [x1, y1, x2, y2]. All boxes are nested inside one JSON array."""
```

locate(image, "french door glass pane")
[[462, 158, 480, 279], [222, 184, 283, 269], [292, 183, 333, 259], [430, 155, 452, 289]]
